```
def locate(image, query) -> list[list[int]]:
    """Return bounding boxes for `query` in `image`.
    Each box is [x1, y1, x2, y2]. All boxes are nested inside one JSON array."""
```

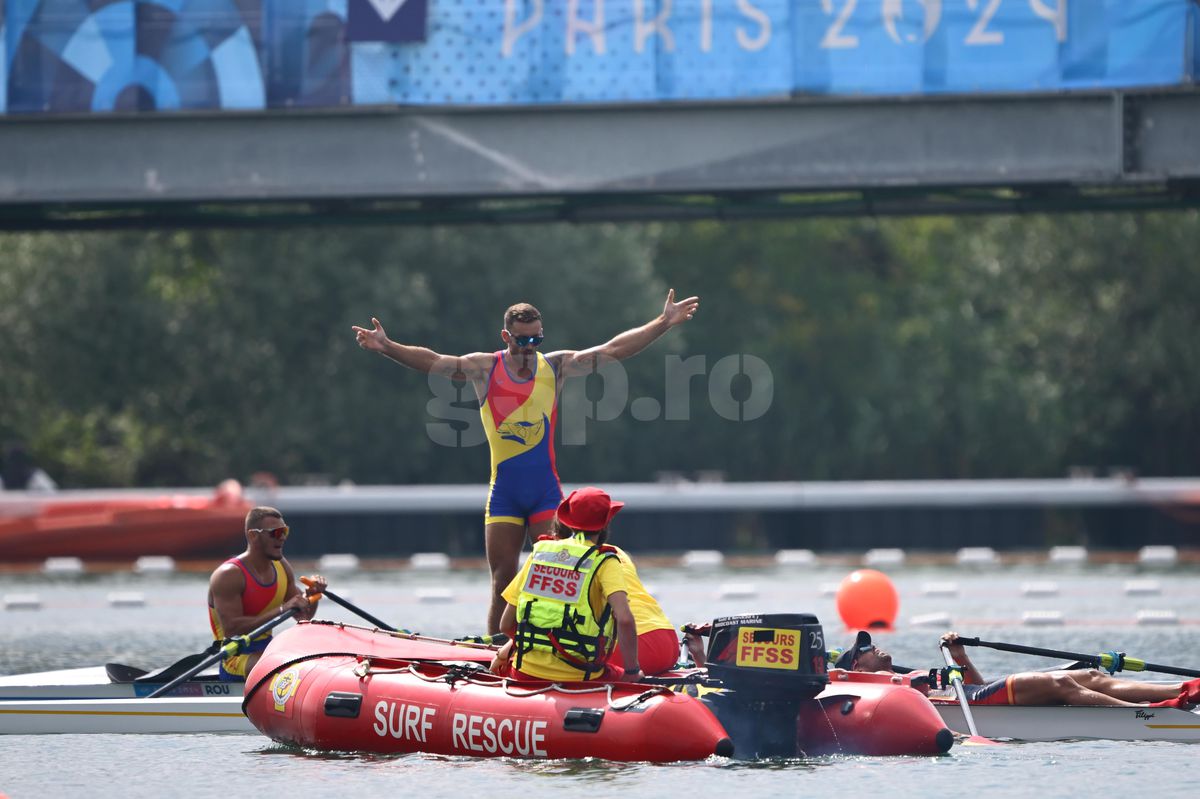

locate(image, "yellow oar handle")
[[221, 635, 252, 657]]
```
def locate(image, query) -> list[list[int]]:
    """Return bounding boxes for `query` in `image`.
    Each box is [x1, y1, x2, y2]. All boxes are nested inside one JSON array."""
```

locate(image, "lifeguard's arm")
[[209, 565, 311, 637], [608, 592, 640, 674], [352, 317, 492, 379], [499, 603, 518, 638], [942, 632, 985, 685], [551, 289, 700, 378]]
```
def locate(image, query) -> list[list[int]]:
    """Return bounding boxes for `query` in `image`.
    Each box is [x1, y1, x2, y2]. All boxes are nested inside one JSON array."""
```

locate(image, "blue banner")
[[2, 0, 1196, 114]]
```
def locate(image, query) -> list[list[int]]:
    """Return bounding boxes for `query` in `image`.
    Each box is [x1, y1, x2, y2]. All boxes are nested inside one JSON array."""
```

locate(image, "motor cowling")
[[704, 613, 829, 700]]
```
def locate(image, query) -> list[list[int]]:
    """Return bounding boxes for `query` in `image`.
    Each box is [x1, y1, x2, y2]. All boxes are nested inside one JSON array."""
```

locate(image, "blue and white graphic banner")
[[1, 0, 1196, 115]]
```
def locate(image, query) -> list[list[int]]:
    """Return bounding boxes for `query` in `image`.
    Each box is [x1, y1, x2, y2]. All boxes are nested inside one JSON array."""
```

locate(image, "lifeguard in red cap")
[[495, 486, 675, 682]]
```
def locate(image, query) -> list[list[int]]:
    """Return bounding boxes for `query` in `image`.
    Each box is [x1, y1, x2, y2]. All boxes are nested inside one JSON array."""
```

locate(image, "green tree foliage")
[[2, 212, 1198, 487]]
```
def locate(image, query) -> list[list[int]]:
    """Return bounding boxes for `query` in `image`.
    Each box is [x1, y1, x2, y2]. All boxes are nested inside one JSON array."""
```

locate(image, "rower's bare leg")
[[1062, 669, 1182, 702], [1011, 672, 1144, 706], [485, 521, 532, 636]]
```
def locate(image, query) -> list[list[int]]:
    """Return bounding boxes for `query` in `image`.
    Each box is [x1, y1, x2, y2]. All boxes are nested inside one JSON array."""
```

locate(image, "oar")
[[954, 637, 1200, 679], [300, 577, 397, 632], [145, 600, 315, 698], [940, 644, 1001, 746]]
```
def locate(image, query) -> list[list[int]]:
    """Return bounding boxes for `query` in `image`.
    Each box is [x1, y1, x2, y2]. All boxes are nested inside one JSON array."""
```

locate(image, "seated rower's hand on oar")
[[301, 574, 328, 599], [940, 631, 968, 659]]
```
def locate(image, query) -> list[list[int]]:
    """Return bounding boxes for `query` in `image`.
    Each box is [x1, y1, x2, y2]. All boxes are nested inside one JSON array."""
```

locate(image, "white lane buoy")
[[107, 591, 147, 608], [3, 593, 43, 611], [910, 612, 953, 628], [42, 557, 85, 575], [1123, 579, 1162, 597], [317, 553, 362, 573], [774, 549, 815, 567], [409, 552, 451, 570], [681, 550, 724, 568], [415, 587, 455, 604], [134, 556, 176, 575], [1048, 546, 1088, 565], [956, 547, 997, 567], [1135, 609, 1178, 625], [1021, 610, 1064, 626], [920, 582, 959, 598], [1020, 581, 1060, 598], [717, 583, 759, 600], [1138, 546, 1178, 567], [863, 548, 905, 568]]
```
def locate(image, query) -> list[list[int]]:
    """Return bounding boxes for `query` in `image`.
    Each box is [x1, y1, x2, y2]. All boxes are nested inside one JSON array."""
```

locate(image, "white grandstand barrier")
[[819, 582, 840, 597], [134, 556, 176, 575], [718, 583, 758, 600], [1048, 546, 1088, 565], [1123, 579, 1162, 597], [920, 582, 959, 598], [408, 553, 451, 570], [106, 591, 146, 608], [910, 612, 953, 628], [1138, 546, 1178, 567], [774, 549, 816, 567], [681, 550, 725, 568], [415, 587, 456, 604], [1020, 581, 1060, 598], [42, 557, 84, 575], [3, 593, 42, 611], [956, 547, 998, 566], [863, 548, 906, 567], [1022, 610, 1065, 626], [1135, 609, 1179, 625], [318, 553, 361, 573]]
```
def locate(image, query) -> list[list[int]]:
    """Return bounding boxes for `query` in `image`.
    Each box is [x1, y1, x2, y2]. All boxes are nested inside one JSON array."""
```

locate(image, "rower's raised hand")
[[352, 317, 389, 352], [662, 289, 700, 327]]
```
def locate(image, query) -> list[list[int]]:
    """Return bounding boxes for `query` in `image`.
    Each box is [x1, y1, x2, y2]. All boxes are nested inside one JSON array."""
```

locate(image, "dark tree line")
[[2, 212, 1197, 488]]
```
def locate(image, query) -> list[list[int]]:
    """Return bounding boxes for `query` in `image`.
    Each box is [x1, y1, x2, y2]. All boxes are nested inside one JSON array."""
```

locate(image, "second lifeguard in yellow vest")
[[499, 487, 642, 682]]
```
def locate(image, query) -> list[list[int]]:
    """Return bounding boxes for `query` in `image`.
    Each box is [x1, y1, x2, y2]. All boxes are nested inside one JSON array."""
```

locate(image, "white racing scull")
[[0, 664, 251, 734]]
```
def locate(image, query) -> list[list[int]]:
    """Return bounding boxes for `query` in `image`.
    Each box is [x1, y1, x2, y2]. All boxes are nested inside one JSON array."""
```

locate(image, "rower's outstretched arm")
[[353, 317, 490, 379], [556, 289, 699, 377]]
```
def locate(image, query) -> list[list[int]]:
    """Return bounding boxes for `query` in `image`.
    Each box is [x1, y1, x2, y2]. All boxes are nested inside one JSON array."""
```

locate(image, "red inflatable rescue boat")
[[244, 623, 732, 762], [243, 616, 953, 761]]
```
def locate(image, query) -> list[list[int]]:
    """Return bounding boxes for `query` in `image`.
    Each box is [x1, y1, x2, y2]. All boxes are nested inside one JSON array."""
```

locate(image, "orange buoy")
[[836, 569, 898, 630]]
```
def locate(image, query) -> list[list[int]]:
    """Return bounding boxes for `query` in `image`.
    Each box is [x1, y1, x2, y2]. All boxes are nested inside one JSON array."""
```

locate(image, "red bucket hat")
[[556, 487, 624, 532]]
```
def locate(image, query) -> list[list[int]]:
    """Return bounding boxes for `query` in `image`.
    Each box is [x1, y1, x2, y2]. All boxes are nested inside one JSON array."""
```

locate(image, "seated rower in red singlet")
[[207, 506, 326, 680]]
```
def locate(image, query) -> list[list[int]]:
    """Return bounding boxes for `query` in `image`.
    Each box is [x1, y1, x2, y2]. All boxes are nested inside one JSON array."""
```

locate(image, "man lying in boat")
[[208, 506, 327, 681], [836, 630, 1200, 710], [493, 487, 667, 682]]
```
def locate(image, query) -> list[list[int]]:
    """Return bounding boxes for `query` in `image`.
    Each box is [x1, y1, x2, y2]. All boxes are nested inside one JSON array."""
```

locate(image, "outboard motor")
[[697, 613, 828, 758]]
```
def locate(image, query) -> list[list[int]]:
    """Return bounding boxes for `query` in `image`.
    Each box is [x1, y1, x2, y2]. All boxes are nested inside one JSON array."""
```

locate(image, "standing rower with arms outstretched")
[[353, 289, 699, 635]]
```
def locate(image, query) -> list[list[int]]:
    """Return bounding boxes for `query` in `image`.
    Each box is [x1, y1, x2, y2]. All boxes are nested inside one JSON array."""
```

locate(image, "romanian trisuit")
[[504, 533, 628, 681], [480, 350, 562, 526], [207, 557, 287, 680]]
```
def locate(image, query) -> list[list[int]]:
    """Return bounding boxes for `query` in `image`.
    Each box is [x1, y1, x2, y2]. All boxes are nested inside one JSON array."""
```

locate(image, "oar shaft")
[[145, 605, 303, 698], [941, 645, 983, 738], [957, 638, 1200, 679], [299, 579, 396, 632]]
